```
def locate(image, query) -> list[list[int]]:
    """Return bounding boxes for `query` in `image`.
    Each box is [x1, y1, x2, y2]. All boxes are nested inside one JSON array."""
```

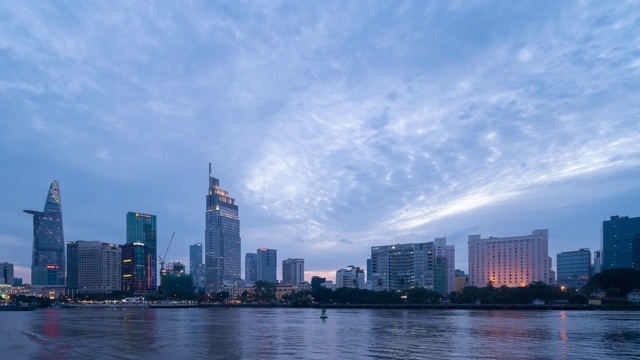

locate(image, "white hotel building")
[[468, 229, 554, 287]]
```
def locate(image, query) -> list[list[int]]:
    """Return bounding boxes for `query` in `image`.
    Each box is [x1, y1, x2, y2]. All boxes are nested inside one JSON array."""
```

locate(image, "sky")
[[1, 1, 640, 283]]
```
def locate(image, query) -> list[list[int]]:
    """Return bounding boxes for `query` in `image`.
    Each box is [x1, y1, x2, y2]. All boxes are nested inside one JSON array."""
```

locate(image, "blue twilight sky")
[[1, 1, 639, 282]]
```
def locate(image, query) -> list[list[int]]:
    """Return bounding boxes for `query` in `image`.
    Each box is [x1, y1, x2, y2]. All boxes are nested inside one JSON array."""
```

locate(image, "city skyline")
[[1, 2, 640, 283]]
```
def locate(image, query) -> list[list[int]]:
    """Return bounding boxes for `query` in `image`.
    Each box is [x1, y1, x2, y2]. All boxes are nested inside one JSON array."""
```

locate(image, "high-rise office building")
[[120, 242, 147, 294], [205, 164, 241, 293], [256, 248, 277, 283], [190, 243, 205, 292], [336, 265, 365, 289], [602, 215, 640, 270], [556, 248, 591, 289], [435, 237, 456, 295], [371, 238, 455, 293], [282, 258, 305, 285], [24, 180, 65, 286], [245, 253, 257, 282], [1, 262, 14, 285], [126, 212, 157, 291], [593, 250, 602, 274], [468, 229, 554, 287], [190, 243, 203, 274], [67, 241, 122, 296]]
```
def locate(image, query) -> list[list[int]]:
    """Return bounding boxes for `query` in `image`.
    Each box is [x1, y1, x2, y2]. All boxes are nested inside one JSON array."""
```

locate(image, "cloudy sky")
[[1, 1, 639, 282]]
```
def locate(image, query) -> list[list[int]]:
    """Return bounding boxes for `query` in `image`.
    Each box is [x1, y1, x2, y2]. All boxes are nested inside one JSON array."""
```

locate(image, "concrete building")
[[1, 262, 14, 285], [371, 238, 455, 294], [205, 163, 241, 293], [468, 229, 554, 287], [67, 241, 122, 296], [557, 248, 592, 289], [282, 258, 305, 285], [435, 237, 456, 295], [257, 248, 277, 283], [245, 253, 257, 282], [602, 215, 640, 270], [454, 269, 467, 292], [336, 265, 365, 289], [593, 250, 602, 275]]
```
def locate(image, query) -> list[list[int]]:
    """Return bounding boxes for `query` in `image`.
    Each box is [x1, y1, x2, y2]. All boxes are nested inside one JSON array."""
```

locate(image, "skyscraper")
[[468, 229, 554, 287], [126, 212, 157, 291], [67, 241, 122, 296], [0, 262, 14, 285], [24, 180, 65, 286], [282, 258, 304, 284], [190, 243, 205, 292], [435, 237, 456, 295], [557, 248, 591, 289], [245, 253, 257, 282], [190, 243, 203, 275], [372, 242, 430, 291], [120, 242, 147, 294], [256, 248, 277, 283], [205, 163, 241, 293], [602, 215, 640, 270]]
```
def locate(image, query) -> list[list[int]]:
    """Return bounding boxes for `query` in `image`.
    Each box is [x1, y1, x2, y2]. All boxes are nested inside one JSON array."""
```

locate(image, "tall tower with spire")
[[205, 163, 241, 293], [24, 180, 66, 286]]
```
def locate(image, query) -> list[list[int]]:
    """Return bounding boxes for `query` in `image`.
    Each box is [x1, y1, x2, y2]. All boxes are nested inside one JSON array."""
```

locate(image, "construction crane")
[[158, 232, 175, 275]]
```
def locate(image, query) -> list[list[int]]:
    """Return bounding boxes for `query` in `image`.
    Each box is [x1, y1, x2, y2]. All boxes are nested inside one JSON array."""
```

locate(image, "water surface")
[[1, 308, 639, 359]]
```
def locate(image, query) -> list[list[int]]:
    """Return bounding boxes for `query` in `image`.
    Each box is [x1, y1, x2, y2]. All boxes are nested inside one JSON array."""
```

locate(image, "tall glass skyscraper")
[[126, 212, 157, 291], [205, 163, 241, 293], [245, 253, 257, 282], [602, 215, 640, 270], [24, 180, 65, 286], [557, 248, 591, 289], [256, 248, 277, 283], [190, 243, 205, 292]]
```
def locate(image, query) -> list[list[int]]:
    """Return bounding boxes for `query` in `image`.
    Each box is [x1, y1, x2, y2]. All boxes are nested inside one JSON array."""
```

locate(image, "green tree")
[[587, 268, 640, 296], [312, 286, 333, 304], [253, 281, 277, 303]]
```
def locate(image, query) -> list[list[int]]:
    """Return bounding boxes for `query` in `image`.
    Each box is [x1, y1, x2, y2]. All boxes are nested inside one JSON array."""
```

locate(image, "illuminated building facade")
[[126, 212, 157, 291], [468, 229, 554, 287], [602, 215, 640, 270], [282, 258, 304, 285], [256, 248, 277, 283], [24, 180, 66, 286], [205, 164, 241, 293], [67, 241, 122, 295], [120, 243, 147, 294], [556, 248, 591, 289], [371, 238, 455, 294], [336, 265, 364, 289], [245, 253, 257, 282]]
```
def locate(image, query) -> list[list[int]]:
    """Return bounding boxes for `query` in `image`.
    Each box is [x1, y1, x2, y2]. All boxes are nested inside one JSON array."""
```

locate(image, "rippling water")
[[2, 308, 640, 359]]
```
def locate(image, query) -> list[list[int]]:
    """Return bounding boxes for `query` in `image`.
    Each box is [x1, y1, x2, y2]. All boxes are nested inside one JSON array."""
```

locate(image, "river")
[[1, 308, 639, 359]]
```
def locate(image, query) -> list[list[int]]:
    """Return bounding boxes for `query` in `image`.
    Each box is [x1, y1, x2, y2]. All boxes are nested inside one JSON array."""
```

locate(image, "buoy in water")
[[320, 306, 328, 319]]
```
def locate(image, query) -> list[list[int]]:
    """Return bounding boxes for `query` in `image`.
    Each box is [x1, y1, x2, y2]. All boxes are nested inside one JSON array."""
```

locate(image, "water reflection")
[[2, 309, 640, 359]]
